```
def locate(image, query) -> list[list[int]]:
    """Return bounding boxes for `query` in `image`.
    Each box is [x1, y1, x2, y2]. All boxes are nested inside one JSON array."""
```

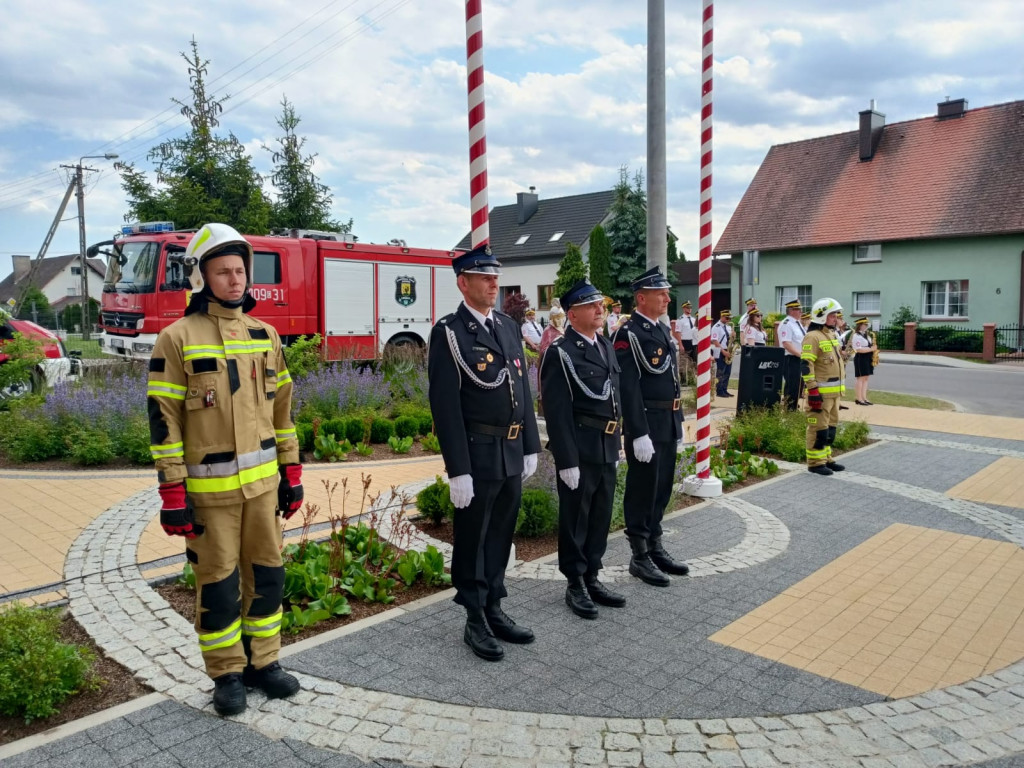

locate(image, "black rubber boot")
[[485, 604, 535, 644], [464, 609, 504, 661], [584, 574, 626, 607], [826, 461, 845, 472], [212, 672, 247, 716], [242, 661, 300, 699], [627, 536, 671, 587], [565, 577, 599, 619], [649, 536, 690, 576], [808, 464, 834, 476]]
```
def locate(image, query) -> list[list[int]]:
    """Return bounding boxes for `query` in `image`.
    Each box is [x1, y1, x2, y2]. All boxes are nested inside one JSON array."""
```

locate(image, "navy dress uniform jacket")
[[427, 304, 541, 480], [613, 315, 683, 443], [540, 327, 622, 469]]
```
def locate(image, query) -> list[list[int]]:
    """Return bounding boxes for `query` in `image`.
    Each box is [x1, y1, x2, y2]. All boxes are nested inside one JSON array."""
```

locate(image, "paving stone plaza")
[[2, 416, 1024, 768]]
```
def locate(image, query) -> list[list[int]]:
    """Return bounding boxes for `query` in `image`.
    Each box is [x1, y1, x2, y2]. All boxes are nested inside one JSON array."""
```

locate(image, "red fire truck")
[[91, 223, 462, 360]]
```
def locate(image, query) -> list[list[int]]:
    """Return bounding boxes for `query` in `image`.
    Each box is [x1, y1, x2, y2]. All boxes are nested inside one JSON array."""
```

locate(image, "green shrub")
[[727, 404, 807, 462], [345, 417, 367, 445], [833, 419, 870, 451], [0, 409, 65, 462], [420, 432, 441, 453], [69, 428, 116, 466], [415, 475, 455, 525], [320, 418, 347, 442], [115, 416, 153, 465], [369, 417, 395, 444], [313, 433, 350, 462], [0, 604, 100, 723], [388, 435, 414, 454], [417, 413, 433, 436], [516, 488, 558, 538], [283, 333, 324, 379], [610, 461, 628, 531], [296, 422, 314, 451], [355, 441, 373, 456], [394, 415, 419, 439]]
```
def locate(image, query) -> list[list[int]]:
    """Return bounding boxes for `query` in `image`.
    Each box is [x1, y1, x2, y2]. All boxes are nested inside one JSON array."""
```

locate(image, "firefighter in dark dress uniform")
[[540, 279, 627, 620], [427, 244, 541, 662], [612, 267, 690, 587]]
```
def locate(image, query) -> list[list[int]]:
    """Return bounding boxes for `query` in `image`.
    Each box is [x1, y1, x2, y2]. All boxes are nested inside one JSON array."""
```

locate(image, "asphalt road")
[[870, 359, 1024, 417]]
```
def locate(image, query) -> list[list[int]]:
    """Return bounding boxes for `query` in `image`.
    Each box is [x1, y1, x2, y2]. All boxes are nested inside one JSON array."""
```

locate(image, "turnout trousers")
[[557, 461, 616, 579], [805, 395, 841, 467], [451, 474, 522, 611], [623, 438, 678, 541], [187, 490, 284, 680]]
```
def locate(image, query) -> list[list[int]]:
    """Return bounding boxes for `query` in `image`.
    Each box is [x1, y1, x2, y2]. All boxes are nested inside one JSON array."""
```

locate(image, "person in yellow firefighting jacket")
[[147, 223, 302, 716], [801, 297, 846, 476]]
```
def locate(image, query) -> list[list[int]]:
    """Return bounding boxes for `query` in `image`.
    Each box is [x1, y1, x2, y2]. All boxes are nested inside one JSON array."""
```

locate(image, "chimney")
[[12, 254, 31, 282], [516, 188, 539, 225], [937, 97, 968, 120], [859, 101, 885, 161]]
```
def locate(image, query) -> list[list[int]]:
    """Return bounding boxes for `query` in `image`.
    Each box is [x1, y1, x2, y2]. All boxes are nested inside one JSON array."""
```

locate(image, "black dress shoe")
[[855, 400, 866, 405], [808, 464, 834, 476], [485, 606, 535, 644], [212, 672, 247, 716], [826, 461, 845, 472], [565, 578, 599, 619], [464, 611, 504, 661], [649, 537, 690, 576], [242, 661, 300, 699], [584, 576, 626, 607], [863, 400, 874, 405], [627, 536, 671, 587], [717, 392, 733, 398], [839, 405, 850, 410]]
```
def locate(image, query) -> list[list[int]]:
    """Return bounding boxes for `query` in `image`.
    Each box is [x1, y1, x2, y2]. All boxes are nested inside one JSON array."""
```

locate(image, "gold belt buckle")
[[672, 398, 681, 411], [604, 420, 619, 435], [506, 424, 520, 440]]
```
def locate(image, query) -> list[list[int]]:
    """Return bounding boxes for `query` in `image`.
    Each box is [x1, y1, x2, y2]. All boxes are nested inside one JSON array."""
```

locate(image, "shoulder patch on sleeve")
[[248, 327, 270, 340], [614, 340, 629, 351], [148, 357, 166, 373]]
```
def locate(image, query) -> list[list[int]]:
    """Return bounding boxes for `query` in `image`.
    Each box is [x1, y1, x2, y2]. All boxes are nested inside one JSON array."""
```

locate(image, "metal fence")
[[995, 324, 1024, 361], [875, 325, 904, 350]]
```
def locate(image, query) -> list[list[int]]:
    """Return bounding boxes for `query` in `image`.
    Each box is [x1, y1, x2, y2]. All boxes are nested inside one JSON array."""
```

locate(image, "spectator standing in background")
[[521, 309, 543, 353], [742, 309, 766, 346]]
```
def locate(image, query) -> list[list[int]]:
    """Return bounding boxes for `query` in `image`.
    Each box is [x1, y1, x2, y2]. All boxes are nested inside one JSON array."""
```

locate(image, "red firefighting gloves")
[[807, 387, 823, 412], [158, 482, 198, 538], [278, 464, 304, 519]]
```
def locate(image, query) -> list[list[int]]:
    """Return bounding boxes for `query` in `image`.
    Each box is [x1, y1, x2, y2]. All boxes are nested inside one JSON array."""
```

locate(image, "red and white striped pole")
[[465, 0, 489, 249], [685, 0, 721, 497]]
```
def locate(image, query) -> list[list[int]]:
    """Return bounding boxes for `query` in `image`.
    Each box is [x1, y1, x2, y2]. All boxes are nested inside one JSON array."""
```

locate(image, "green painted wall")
[[732, 235, 1023, 327]]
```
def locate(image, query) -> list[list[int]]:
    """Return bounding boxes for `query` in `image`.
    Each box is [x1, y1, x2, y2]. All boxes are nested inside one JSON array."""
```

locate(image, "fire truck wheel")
[[382, 335, 424, 375]]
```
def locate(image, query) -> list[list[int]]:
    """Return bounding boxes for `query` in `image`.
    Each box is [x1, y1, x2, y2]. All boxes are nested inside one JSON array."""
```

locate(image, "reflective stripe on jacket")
[[147, 301, 299, 506]]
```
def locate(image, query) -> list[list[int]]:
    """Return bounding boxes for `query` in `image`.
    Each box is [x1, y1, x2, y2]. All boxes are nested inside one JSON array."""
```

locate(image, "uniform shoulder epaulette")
[[551, 337, 562, 347], [493, 309, 513, 322], [439, 312, 455, 325]]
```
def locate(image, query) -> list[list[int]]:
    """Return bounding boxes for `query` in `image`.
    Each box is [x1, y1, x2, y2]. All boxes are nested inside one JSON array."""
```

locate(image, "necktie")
[[596, 339, 607, 364], [485, 318, 495, 335]]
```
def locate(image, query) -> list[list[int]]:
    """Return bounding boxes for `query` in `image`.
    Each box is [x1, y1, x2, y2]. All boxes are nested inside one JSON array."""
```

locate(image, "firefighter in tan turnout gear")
[[801, 297, 846, 476], [147, 223, 303, 715]]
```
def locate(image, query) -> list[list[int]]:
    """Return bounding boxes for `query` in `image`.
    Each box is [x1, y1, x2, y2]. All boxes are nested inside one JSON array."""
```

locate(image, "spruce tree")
[[587, 224, 613, 296], [605, 167, 648, 308]]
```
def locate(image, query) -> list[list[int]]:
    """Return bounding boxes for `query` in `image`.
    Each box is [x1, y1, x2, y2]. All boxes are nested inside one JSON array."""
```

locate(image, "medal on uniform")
[[651, 357, 659, 365], [657, 348, 663, 355], [486, 353, 493, 362], [477, 363, 487, 371], [514, 358, 523, 376]]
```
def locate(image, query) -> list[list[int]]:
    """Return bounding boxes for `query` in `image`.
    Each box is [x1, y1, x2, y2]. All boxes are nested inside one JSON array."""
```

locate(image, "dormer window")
[[515, 235, 530, 246]]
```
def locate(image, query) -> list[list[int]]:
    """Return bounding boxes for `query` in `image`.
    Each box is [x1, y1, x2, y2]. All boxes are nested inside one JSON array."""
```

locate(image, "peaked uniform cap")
[[560, 279, 604, 309], [681, 301, 692, 308], [785, 299, 802, 309], [630, 266, 671, 292], [745, 297, 757, 306], [719, 309, 732, 318], [855, 317, 870, 326], [452, 243, 502, 275], [801, 312, 811, 320]]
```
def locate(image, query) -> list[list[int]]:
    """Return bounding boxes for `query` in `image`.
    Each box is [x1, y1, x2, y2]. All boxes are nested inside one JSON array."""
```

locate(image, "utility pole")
[[63, 154, 118, 339], [646, 0, 667, 284]]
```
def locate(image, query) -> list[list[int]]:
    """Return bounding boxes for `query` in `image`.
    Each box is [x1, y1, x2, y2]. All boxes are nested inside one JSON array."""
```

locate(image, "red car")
[[0, 314, 81, 398]]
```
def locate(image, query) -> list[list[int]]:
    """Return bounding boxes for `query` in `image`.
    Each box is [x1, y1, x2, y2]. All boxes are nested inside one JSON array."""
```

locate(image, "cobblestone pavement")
[[4, 429, 1024, 767]]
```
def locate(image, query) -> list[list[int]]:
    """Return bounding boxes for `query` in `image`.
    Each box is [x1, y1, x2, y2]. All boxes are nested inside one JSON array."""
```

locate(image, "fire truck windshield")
[[104, 241, 161, 294]]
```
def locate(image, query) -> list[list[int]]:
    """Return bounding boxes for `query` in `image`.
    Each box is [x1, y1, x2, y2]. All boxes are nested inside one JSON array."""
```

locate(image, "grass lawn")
[[842, 389, 954, 410], [63, 338, 103, 359]]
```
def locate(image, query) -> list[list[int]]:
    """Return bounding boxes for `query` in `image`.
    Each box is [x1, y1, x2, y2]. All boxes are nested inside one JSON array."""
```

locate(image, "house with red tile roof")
[[714, 98, 1024, 329]]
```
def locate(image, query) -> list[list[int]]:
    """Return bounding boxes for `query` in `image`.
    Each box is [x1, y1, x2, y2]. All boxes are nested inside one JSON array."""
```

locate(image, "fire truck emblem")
[[395, 276, 417, 307]]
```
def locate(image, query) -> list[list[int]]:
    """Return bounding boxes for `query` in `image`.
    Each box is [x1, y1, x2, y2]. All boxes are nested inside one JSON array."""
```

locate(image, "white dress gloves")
[[558, 467, 581, 490], [448, 474, 475, 508], [632, 435, 655, 463], [521, 453, 538, 481]]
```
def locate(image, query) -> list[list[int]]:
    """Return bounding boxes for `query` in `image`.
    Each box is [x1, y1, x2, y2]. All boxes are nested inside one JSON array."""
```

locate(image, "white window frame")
[[514, 235, 530, 246], [922, 280, 969, 319], [854, 243, 882, 263], [852, 291, 881, 315], [70, 265, 82, 275], [776, 285, 812, 312], [548, 232, 564, 242]]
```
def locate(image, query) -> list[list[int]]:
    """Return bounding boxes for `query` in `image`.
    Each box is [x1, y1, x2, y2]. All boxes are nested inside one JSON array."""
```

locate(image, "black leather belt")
[[643, 398, 681, 411], [466, 421, 521, 439], [576, 414, 621, 435]]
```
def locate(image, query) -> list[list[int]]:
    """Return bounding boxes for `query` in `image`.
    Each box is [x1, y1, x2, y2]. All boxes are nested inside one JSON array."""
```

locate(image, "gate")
[[995, 324, 1024, 361]]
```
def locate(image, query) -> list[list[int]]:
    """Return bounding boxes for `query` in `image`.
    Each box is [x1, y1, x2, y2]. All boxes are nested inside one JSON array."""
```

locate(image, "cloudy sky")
[[1, 0, 1020, 281]]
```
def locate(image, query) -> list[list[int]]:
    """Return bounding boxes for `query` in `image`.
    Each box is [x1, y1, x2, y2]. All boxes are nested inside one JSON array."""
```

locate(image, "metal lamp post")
[[75, 153, 118, 339]]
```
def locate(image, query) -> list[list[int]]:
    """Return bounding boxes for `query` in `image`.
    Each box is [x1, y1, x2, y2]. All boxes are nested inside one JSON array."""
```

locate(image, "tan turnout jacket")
[[801, 328, 845, 395]]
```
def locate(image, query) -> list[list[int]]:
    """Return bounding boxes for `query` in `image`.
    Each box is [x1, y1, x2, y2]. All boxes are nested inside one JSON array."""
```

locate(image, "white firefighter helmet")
[[184, 223, 254, 293], [810, 297, 842, 323]]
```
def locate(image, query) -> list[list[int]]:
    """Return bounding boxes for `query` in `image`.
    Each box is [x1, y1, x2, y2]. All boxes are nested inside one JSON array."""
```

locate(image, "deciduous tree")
[[587, 224, 613, 296], [553, 242, 588, 299]]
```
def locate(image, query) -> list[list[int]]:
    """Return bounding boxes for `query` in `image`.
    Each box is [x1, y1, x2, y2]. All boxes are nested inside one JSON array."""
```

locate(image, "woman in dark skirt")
[[851, 318, 877, 404]]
